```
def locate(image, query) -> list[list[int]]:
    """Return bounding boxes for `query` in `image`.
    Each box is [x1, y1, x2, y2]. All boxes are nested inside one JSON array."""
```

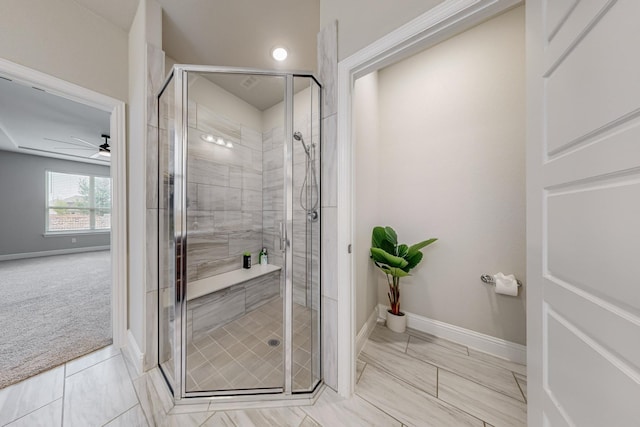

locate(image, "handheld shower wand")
[[293, 131, 319, 221]]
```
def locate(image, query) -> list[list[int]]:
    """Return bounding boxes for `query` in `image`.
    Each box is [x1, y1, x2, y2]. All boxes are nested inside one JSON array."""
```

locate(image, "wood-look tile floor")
[[0, 321, 526, 427]]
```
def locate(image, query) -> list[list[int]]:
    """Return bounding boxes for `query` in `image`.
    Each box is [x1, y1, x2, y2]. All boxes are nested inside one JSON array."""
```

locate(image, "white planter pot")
[[386, 310, 407, 333]]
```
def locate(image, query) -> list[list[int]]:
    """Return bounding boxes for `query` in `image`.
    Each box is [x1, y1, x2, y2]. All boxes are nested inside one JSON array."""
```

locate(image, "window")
[[46, 171, 111, 233]]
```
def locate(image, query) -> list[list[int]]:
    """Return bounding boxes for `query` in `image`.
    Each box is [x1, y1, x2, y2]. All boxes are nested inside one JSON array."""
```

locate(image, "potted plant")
[[370, 226, 437, 333]]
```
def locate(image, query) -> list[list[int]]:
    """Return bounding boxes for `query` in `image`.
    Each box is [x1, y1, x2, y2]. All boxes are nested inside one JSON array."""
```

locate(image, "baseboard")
[[376, 304, 387, 320], [0, 245, 110, 261], [126, 329, 145, 377], [377, 304, 527, 365], [356, 307, 380, 356]]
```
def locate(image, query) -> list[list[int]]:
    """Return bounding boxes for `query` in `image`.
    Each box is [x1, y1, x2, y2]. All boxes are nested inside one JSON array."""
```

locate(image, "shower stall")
[[157, 66, 322, 403]]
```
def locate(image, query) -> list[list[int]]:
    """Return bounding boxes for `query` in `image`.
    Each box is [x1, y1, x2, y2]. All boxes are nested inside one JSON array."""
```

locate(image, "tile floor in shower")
[[179, 297, 319, 392]]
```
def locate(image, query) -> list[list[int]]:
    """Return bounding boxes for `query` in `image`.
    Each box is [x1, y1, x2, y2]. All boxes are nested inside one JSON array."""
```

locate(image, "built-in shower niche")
[[158, 68, 321, 401]]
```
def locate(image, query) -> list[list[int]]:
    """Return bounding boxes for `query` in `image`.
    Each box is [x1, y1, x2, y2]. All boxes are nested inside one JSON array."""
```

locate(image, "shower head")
[[293, 131, 310, 155]]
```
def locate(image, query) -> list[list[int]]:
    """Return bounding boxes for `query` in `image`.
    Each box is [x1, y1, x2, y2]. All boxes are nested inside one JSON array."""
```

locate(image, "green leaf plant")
[[370, 226, 437, 316]]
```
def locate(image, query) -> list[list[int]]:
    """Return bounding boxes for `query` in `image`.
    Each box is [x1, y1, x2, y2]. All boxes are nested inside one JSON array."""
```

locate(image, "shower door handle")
[[279, 221, 287, 252]]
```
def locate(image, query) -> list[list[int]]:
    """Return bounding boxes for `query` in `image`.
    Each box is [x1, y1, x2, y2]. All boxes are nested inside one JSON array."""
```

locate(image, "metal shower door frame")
[[166, 65, 322, 404]]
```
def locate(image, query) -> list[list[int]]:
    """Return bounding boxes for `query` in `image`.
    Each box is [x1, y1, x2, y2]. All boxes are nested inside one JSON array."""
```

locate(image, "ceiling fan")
[[34, 134, 111, 160]]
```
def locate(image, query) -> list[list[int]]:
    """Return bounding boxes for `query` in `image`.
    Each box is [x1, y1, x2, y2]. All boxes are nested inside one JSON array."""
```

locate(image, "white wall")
[[0, 0, 128, 101], [127, 0, 147, 357], [362, 6, 526, 344], [353, 72, 381, 331], [320, 0, 443, 61]]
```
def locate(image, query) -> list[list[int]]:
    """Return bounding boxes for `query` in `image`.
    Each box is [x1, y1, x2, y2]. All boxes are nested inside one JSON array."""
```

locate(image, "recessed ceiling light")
[[201, 134, 215, 143], [271, 47, 288, 61], [226, 142, 233, 148]]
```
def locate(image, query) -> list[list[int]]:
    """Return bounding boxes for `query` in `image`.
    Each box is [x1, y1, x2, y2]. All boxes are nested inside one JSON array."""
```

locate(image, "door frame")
[[0, 58, 128, 348], [335, 0, 522, 396]]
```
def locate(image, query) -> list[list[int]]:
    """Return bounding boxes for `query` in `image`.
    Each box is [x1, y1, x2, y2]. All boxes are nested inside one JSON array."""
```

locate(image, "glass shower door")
[[290, 76, 322, 392], [158, 66, 322, 401], [182, 71, 286, 394]]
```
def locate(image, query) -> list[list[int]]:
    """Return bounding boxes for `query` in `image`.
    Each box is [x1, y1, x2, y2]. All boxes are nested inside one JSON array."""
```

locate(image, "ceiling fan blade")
[[44, 137, 92, 148], [71, 136, 99, 148], [53, 147, 96, 150], [91, 151, 111, 159], [18, 146, 109, 162]]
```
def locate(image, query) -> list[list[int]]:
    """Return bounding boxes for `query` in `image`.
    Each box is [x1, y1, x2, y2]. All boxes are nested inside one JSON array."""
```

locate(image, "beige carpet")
[[0, 250, 112, 389]]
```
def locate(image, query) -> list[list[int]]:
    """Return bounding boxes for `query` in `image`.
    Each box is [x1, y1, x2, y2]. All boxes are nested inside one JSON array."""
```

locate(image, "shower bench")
[[186, 264, 281, 341]]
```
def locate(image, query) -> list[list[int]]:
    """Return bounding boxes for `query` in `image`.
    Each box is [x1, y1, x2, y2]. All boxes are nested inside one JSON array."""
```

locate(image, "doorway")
[[0, 59, 126, 388], [333, 0, 524, 396]]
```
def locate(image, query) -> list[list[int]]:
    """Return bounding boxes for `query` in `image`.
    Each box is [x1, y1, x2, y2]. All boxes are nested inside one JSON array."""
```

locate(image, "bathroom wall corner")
[[320, 114, 337, 207], [144, 290, 159, 371], [320, 207, 337, 300], [317, 21, 338, 118], [321, 295, 338, 390], [145, 208, 158, 293], [317, 20, 339, 390], [129, 0, 165, 371], [143, 42, 165, 369]]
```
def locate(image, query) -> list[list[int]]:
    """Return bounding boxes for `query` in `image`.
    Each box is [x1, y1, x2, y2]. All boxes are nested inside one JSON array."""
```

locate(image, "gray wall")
[[0, 150, 110, 256]]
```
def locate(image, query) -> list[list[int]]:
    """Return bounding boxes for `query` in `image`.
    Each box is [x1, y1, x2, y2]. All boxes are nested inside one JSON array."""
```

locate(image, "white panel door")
[[527, 0, 640, 426]]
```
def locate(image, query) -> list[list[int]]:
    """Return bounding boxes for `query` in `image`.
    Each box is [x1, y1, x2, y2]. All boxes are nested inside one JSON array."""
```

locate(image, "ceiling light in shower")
[[271, 47, 288, 61], [201, 133, 233, 149]]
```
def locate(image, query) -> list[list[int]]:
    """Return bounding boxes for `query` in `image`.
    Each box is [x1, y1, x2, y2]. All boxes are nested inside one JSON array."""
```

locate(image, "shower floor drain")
[[267, 339, 280, 347]]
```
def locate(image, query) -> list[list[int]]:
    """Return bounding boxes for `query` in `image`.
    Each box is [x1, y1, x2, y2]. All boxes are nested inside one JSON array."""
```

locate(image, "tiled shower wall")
[[262, 111, 320, 308], [145, 43, 165, 371], [184, 89, 319, 311], [292, 112, 321, 310], [186, 104, 264, 282], [318, 21, 339, 391], [261, 125, 284, 271]]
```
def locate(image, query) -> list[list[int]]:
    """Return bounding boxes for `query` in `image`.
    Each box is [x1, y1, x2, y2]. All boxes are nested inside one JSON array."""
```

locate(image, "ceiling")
[[73, 0, 319, 71], [74, 0, 320, 110], [0, 0, 321, 162], [72, 0, 140, 31], [158, 0, 319, 71], [197, 71, 314, 112], [0, 77, 111, 165]]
